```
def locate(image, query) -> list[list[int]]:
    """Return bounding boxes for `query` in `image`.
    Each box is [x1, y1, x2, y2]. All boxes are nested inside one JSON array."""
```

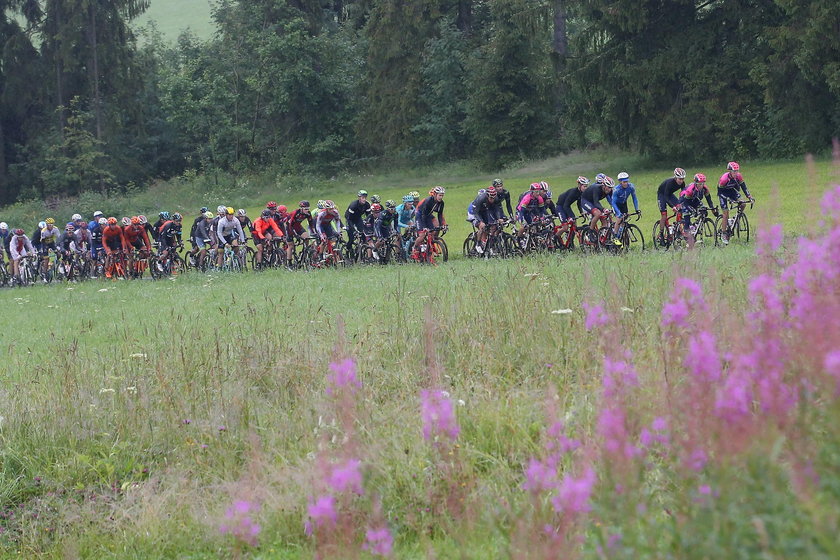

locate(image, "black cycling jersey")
[[557, 187, 584, 217], [657, 178, 684, 197], [345, 200, 371, 223], [581, 184, 610, 205], [417, 196, 445, 218], [472, 193, 504, 223], [496, 189, 514, 217]]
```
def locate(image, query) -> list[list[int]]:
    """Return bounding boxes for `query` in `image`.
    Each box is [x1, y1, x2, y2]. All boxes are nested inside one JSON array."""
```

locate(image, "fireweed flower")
[[824, 350, 840, 394], [661, 278, 704, 329], [328, 458, 364, 495], [583, 302, 609, 331], [420, 389, 460, 443], [307, 494, 338, 527], [219, 500, 261, 547], [755, 224, 783, 256], [551, 467, 596, 515], [363, 527, 394, 557], [326, 358, 361, 395], [523, 458, 557, 493]]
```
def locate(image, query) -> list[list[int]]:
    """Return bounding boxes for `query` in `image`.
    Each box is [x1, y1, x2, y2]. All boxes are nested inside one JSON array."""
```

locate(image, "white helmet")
[[674, 168, 686, 179], [121, 217, 131, 226], [603, 177, 615, 189], [217, 205, 227, 214], [617, 172, 629, 181], [71, 213, 82, 221], [236, 209, 246, 217], [38, 221, 47, 229], [432, 186, 445, 195], [98, 218, 107, 225], [93, 210, 103, 218], [0, 222, 7, 230]]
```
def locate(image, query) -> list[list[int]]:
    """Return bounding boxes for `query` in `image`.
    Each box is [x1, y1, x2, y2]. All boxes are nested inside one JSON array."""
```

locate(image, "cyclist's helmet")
[[431, 186, 445, 195], [370, 194, 381, 203], [14, 228, 24, 236], [121, 217, 131, 227], [71, 213, 82, 221], [477, 188, 486, 196], [385, 199, 396, 209], [236, 209, 246, 217], [107, 217, 118, 225], [370, 203, 383, 212], [217, 205, 227, 214], [577, 176, 590, 186], [603, 177, 615, 189], [617, 172, 630, 181], [266, 201, 277, 209], [402, 195, 413, 203], [316, 200, 326, 209], [487, 186, 497, 197], [727, 162, 740, 172], [93, 210, 104, 218], [200, 207, 208, 214], [539, 181, 550, 190], [46, 218, 55, 225], [204, 211, 213, 219], [98, 218, 107, 226], [595, 173, 606, 183], [173, 213, 183, 221], [261, 209, 272, 218], [131, 216, 141, 225], [410, 191, 420, 199], [694, 173, 706, 183], [299, 200, 310, 208], [492, 178, 503, 188], [0, 222, 6, 230], [38, 221, 47, 229], [161, 211, 171, 220], [278, 205, 288, 213], [324, 200, 336, 210], [674, 168, 687, 179], [225, 207, 234, 215], [65, 223, 75, 231], [357, 190, 368, 197], [546, 190, 553, 199], [530, 182, 543, 191], [138, 215, 148, 224]]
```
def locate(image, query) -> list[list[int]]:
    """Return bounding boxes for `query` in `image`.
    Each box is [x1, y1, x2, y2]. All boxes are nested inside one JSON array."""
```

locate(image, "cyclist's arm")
[[738, 180, 752, 199], [704, 190, 714, 208], [503, 193, 513, 217], [610, 191, 623, 218], [234, 220, 245, 243], [631, 187, 639, 212]]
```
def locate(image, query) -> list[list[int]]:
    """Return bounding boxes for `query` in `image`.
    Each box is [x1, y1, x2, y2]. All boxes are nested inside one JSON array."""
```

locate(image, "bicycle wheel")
[[580, 227, 600, 253], [0, 263, 9, 287], [696, 218, 717, 247], [433, 238, 448, 263], [652, 222, 668, 250], [20, 260, 35, 286], [463, 233, 477, 258], [622, 224, 645, 252], [734, 213, 750, 242], [386, 236, 406, 264], [557, 229, 575, 251]]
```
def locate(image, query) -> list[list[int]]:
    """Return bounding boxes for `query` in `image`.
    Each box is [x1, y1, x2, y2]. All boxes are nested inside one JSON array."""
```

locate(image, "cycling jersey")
[[416, 196, 445, 230], [496, 188, 514, 217], [395, 203, 415, 232], [0, 230, 10, 256], [374, 210, 397, 238], [315, 209, 342, 237], [9, 234, 34, 260], [40, 226, 59, 246], [152, 219, 166, 241], [472, 193, 505, 224], [237, 216, 253, 235], [159, 221, 182, 250], [679, 182, 714, 209], [253, 217, 283, 241], [717, 172, 751, 209], [556, 187, 584, 221], [193, 220, 214, 249], [216, 216, 245, 244], [189, 215, 205, 240], [102, 225, 127, 253], [345, 200, 370, 224], [611, 183, 639, 217], [288, 209, 315, 235], [580, 184, 614, 214], [123, 224, 151, 251]]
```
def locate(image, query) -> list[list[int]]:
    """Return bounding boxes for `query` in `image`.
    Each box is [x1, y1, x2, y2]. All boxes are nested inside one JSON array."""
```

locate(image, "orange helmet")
[[107, 217, 118, 225]]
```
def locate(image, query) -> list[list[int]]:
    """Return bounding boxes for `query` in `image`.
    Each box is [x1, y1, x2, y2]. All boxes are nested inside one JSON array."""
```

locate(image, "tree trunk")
[[457, 0, 472, 34], [552, 0, 567, 59], [87, 3, 105, 194], [53, 0, 66, 136]]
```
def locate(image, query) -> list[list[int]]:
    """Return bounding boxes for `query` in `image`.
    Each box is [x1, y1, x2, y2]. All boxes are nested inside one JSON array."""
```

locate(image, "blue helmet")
[[402, 195, 413, 203]]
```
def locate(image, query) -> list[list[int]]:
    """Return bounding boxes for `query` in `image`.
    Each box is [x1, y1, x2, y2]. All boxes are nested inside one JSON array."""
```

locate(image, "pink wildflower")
[[522, 458, 556, 493], [328, 458, 364, 495], [583, 302, 609, 330], [219, 500, 261, 547], [420, 389, 460, 443], [551, 467, 596, 514], [756, 224, 783, 256], [363, 527, 394, 557], [824, 350, 840, 395], [326, 358, 361, 395], [307, 494, 338, 526]]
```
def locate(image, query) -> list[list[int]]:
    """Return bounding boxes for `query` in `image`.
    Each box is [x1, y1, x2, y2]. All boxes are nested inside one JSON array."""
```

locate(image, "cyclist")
[[235, 209, 253, 237], [88, 211, 104, 232], [124, 216, 152, 270], [188, 207, 209, 259], [657, 168, 687, 241], [556, 177, 589, 235], [396, 195, 415, 235], [467, 188, 486, 225], [152, 212, 170, 241], [471, 185, 505, 253], [158, 213, 184, 262], [611, 172, 640, 237], [192, 211, 215, 267], [345, 190, 371, 253], [375, 200, 399, 240], [9, 229, 34, 284], [717, 162, 753, 244], [216, 207, 245, 268], [491, 179, 514, 219], [56, 224, 80, 274], [102, 217, 128, 278], [89, 218, 106, 266], [253, 209, 284, 268], [31, 221, 46, 253], [0, 222, 10, 262], [40, 218, 60, 254], [286, 200, 315, 263], [679, 173, 717, 245], [412, 186, 447, 260], [581, 176, 618, 242], [315, 200, 343, 260], [517, 182, 549, 229]]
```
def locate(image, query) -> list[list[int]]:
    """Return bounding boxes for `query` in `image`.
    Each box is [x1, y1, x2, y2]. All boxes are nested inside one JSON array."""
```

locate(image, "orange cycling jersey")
[[102, 225, 127, 252], [123, 224, 151, 250], [253, 217, 283, 240]]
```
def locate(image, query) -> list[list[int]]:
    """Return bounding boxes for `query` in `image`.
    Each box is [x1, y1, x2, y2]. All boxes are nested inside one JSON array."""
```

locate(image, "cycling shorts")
[[615, 202, 629, 216], [221, 233, 239, 246], [129, 238, 146, 251], [557, 206, 574, 222], [194, 237, 211, 249], [417, 214, 435, 231], [580, 199, 603, 215], [319, 223, 337, 239], [657, 193, 679, 213], [718, 188, 741, 210], [104, 238, 121, 252]]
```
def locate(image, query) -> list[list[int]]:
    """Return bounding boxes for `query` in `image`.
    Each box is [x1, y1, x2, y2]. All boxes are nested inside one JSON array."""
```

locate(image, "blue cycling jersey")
[[611, 183, 639, 216]]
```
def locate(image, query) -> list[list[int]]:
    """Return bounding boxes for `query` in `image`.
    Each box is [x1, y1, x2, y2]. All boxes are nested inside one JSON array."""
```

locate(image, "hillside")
[[133, 0, 216, 41]]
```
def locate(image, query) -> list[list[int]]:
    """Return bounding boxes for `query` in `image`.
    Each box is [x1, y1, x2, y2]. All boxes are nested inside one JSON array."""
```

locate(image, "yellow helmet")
[[226, 206, 234, 215], [45, 217, 55, 225]]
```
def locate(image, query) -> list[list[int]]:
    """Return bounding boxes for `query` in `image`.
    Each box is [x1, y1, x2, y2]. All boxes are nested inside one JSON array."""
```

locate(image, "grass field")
[[133, 0, 216, 42], [1, 153, 839, 558]]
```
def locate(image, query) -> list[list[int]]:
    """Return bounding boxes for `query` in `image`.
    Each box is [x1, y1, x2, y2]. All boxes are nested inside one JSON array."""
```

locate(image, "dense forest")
[[0, 0, 837, 205]]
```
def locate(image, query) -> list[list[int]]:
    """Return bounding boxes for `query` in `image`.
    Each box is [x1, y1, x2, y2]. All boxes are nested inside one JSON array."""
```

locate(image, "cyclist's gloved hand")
[[712, 208, 719, 217], [749, 195, 755, 202]]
